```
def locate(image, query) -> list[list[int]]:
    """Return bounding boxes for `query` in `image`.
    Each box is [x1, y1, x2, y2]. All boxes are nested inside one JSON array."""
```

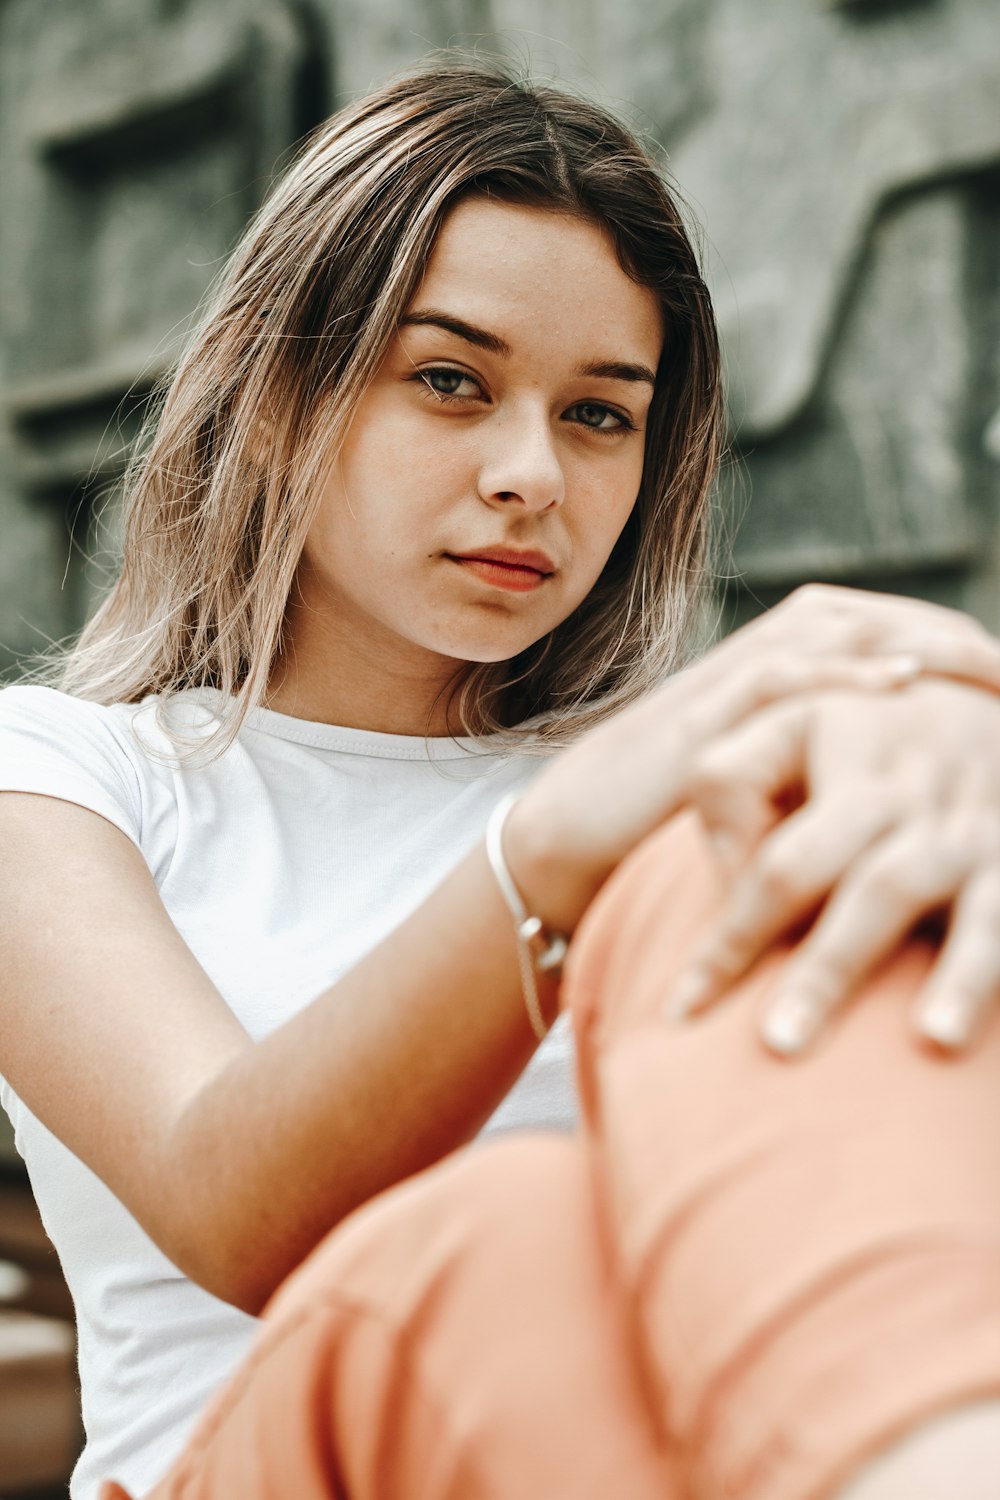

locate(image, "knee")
[[262, 1134, 579, 1330]]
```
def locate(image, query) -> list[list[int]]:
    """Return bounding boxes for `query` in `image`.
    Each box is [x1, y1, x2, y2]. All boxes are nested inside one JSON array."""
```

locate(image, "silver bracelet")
[[485, 793, 569, 1042]]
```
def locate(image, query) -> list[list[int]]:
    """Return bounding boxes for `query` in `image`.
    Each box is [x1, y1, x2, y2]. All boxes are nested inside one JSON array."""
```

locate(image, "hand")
[[509, 585, 1000, 937], [699, 583, 1000, 697], [669, 679, 1000, 1055]]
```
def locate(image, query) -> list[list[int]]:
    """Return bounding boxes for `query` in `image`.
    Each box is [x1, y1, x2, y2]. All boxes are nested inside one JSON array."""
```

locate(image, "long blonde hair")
[[49, 59, 724, 756]]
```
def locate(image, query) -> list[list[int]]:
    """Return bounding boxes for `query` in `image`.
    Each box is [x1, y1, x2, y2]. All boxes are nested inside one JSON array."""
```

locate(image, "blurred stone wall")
[[670, 0, 1000, 627], [1, 0, 997, 679], [0, 0, 320, 675]]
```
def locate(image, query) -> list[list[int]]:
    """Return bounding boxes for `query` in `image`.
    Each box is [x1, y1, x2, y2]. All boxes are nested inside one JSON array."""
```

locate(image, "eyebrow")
[[400, 309, 658, 388], [578, 358, 658, 388], [401, 310, 511, 358]]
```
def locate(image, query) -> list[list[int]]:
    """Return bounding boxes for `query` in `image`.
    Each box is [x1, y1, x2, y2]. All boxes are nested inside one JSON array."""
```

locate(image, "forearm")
[[163, 836, 558, 1314]]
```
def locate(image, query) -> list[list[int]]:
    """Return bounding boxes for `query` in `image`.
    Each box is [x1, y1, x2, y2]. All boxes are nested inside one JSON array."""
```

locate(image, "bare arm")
[[0, 791, 549, 1315]]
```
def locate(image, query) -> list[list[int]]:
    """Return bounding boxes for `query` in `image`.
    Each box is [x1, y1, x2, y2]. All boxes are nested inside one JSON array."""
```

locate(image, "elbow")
[[162, 1187, 347, 1315], [155, 1097, 361, 1316], [188, 1257, 268, 1319], [164, 1219, 290, 1317], [154, 1094, 308, 1315]]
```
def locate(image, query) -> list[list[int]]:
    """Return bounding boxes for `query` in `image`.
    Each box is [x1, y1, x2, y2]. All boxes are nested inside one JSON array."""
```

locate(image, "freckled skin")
[[269, 197, 663, 733]]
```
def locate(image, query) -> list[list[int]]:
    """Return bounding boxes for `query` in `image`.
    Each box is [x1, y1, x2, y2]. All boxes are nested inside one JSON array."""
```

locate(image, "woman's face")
[[282, 196, 663, 726]]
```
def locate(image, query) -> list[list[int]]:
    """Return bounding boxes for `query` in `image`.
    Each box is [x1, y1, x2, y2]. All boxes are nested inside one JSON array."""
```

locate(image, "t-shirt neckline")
[[185, 687, 508, 761]]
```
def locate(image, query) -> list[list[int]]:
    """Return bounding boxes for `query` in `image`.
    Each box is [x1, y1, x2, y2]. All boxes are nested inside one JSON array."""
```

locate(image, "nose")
[[476, 401, 565, 513]]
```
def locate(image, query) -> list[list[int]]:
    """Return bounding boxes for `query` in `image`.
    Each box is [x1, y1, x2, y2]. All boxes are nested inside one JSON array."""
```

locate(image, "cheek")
[[572, 465, 641, 566], [337, 421, 469, 531]]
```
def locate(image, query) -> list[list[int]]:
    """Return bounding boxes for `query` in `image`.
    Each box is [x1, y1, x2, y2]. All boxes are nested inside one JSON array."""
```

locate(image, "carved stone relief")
[[0, 0, 312, 667], [666, 0, 1000, 609], [1, 0, 998, 674]]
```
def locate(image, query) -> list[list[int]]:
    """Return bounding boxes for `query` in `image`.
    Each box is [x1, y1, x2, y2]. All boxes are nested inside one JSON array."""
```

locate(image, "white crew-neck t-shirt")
[[0, 684, 577, 1500]]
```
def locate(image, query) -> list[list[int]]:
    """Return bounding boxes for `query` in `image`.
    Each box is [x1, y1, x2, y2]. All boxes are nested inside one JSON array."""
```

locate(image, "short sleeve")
[[0, 685, 143, 849]]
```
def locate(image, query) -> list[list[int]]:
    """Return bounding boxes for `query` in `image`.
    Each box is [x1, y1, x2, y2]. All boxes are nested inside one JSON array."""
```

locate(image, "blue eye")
[[567, 402, 635, 433], [416, 367, 483, 400]]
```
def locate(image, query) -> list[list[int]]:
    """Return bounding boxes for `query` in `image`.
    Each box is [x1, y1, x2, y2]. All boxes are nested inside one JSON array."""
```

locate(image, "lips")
[[449, 546, 556, 576], [447, 545, 556, 595]]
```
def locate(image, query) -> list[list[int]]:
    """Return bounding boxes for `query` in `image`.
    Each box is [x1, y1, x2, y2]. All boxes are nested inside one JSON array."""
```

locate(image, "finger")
[[759, 819, 972, 1056], [682, 685, 926, 872], [653, 654, 917, 829], [668, 782, 895, 1019], [913, 865, 1000, 1052], [746, 584, 1000, 695], [685, 699, 809, 874], [867, 611, 1000, 694], [681, 650, 919, 751]]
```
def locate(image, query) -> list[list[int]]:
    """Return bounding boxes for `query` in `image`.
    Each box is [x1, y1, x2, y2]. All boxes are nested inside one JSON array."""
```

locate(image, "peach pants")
[[105, 815, 1000, 1500]]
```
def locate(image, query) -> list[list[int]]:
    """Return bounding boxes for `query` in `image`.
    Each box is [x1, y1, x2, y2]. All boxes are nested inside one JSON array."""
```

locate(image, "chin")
[[439, 631, 549, 667], [421, 611, 559, 668]]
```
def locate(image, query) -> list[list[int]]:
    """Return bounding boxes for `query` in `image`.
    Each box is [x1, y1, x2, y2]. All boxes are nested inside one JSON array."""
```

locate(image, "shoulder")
[[0, 682, 138, 751], [0, 684, 149, 846], [0, 684, 226, 762]]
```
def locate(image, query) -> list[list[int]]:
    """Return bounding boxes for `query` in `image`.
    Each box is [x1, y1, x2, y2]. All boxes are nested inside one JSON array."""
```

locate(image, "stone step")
[[0, 1310, 80, 1495]]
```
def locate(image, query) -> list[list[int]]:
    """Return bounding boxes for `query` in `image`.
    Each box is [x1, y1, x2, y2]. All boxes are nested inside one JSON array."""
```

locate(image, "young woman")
[[0, 61, 998, 1500]]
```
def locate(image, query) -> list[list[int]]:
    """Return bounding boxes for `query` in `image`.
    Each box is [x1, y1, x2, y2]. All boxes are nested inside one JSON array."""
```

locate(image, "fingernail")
[[664, 968, 711, 1022], [918, 997, 969, 1051], [761, 996, 818, 1056]]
